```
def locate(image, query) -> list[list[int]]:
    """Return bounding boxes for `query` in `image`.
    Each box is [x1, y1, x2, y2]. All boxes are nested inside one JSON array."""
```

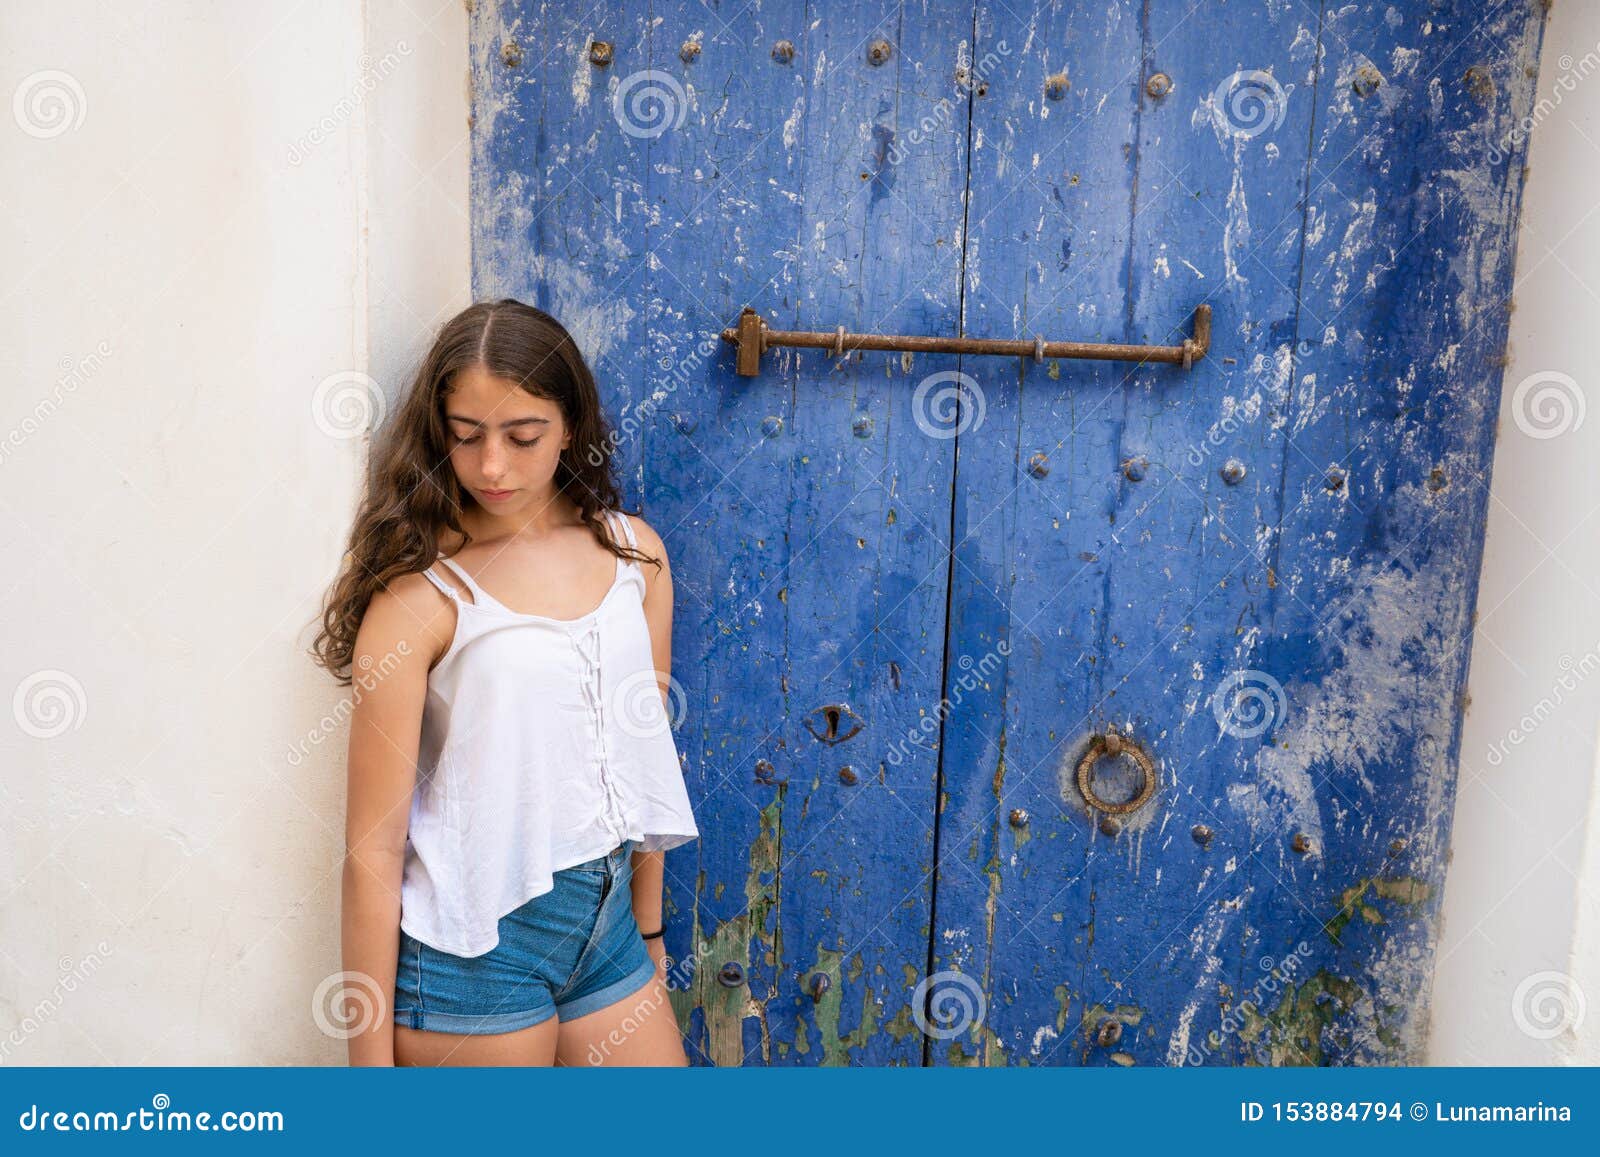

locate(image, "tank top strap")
[[420, 564, 461, 602], [608, 508, 638, 550], [434, 555, 500, 609]]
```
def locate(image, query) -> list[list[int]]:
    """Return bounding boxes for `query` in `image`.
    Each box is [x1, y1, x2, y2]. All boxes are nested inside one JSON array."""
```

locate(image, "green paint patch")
[[1080, 1002, 1143, 1031], [944, 1024, 1008, 1067], [973, 1024, 1008, 1066], [884, 1003, 921, 1043], [799, 947, 842, 1062], [799, 945, 891, 1064], [669, 792, 783, 1066], [1324, 875, 1433, 945], [1053, 984, 1072, 1033], [1074, 1002, 1143, 1062], [1237, 968, 1364, 1067]]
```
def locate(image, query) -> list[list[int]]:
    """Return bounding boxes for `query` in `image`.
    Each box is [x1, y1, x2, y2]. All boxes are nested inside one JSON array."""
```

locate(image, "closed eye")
[[453, 434, 541, 448]]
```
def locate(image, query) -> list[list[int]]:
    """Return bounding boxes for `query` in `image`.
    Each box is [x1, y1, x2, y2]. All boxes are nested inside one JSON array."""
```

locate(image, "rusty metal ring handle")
[[1076, 732, 1157, 816]]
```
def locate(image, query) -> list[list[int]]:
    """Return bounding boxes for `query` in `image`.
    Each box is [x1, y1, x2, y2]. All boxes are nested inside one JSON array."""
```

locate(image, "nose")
[[479, 437, 508, 481]]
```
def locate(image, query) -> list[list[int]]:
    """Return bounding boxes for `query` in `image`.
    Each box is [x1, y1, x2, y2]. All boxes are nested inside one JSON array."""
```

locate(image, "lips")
[[478, 488, 516, 501]]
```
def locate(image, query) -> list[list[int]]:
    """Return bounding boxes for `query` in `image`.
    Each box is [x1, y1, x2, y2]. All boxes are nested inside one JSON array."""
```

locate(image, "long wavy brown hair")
[[309, 298, 655, 684]]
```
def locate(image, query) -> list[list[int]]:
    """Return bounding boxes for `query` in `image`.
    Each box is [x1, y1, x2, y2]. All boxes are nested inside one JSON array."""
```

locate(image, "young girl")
[[310, 299, 699, 1066]]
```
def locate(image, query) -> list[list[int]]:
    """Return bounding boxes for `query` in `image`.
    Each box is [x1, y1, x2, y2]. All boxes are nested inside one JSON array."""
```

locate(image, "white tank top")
[[398, 508, 699, 958]]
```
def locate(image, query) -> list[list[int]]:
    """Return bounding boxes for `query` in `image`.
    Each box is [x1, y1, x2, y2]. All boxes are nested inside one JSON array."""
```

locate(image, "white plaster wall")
[[366, 4, 475, 417], [1429, 2, 1600, 1064], [0, 2, 467, 1063]]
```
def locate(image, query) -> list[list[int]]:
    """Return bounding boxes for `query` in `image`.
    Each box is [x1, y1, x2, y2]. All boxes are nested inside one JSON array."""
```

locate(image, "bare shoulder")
[[356, 568, 456, 667], [620, 511, 669, 571]]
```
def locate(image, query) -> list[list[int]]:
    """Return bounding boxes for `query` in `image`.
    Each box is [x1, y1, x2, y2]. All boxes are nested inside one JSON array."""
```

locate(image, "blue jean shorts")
[[393, 840, 656, 1035]]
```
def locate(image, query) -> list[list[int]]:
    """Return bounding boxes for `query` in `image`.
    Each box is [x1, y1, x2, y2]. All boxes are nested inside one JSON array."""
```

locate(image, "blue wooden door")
[[470, 1, 1545, 1065]]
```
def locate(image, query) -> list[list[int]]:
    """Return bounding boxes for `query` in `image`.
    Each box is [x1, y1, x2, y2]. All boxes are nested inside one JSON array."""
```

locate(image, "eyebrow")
[[445, 414, 551, 429]]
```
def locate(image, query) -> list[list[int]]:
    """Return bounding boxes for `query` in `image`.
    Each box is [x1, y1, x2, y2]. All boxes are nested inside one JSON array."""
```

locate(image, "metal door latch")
[[720, 305, 1211, 377]]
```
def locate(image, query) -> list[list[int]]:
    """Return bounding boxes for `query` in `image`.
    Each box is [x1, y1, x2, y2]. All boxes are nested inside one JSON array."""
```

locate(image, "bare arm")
[[627, 516, 674, 969], [340, 575, 448, 1065]]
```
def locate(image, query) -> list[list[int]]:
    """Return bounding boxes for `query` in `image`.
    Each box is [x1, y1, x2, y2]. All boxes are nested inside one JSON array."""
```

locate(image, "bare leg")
[[554, 975, 688, 1067], [394, 1017, 559, 1067]]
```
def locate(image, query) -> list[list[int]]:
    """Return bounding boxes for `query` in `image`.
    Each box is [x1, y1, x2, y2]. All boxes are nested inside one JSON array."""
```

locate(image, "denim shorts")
[[392, 840, 656, 1035]]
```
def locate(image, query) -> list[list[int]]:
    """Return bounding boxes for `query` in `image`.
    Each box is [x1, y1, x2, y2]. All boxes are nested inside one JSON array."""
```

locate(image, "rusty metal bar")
[[720, 304, 1211, 377]]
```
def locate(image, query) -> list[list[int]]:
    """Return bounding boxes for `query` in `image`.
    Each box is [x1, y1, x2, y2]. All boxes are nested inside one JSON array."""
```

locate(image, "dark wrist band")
[[640, 927, 665, 940]]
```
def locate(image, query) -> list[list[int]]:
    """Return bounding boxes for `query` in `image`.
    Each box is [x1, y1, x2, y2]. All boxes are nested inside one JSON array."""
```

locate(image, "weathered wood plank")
[[1066, 0, 1329, 1069], [746, 2, 974, 1066], [472, 0, 972, 1064], [928, 0, 1543, 1067], [1239, 0, 1545, 1065], [621, 6, 812, 1065], [926, 0, 1148, 1066]]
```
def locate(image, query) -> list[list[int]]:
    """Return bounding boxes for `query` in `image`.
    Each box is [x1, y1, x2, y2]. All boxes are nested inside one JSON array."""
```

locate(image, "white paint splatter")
[[1228, 470, 1477, 878], [783, 95, 806, 150], [524, 252, 636, 363], [1330, 193, 1378, 307], [571, 38, 595, 106], [1223, 164, 1252, 292]]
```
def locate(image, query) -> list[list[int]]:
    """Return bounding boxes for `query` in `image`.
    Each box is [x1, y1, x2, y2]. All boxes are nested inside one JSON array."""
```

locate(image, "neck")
[[462, 487, 577, 542]]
